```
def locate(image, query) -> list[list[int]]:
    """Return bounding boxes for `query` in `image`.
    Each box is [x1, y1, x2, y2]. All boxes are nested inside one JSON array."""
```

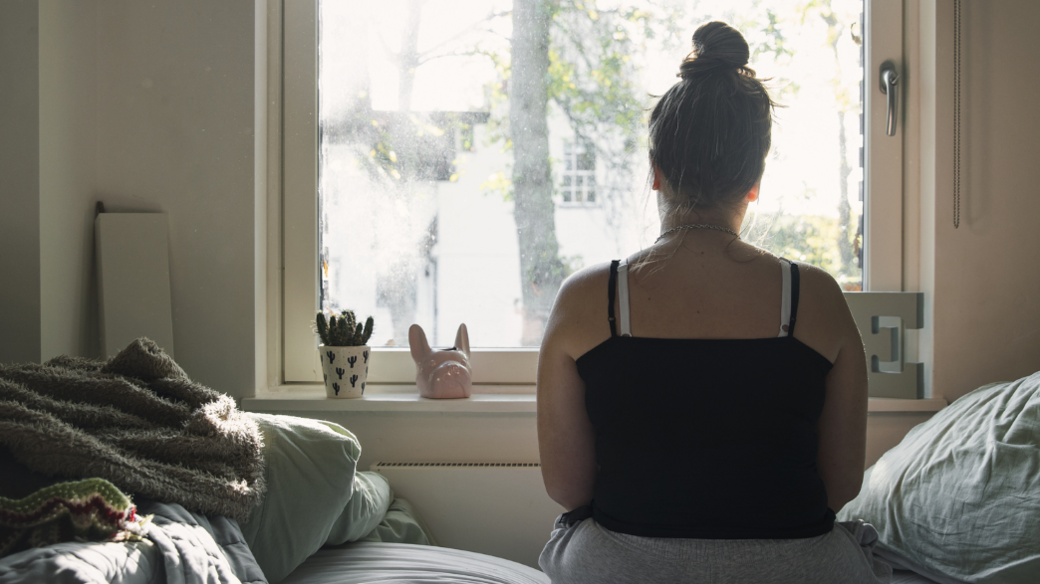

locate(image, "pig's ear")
[[455, 323, 470, 356], [409, 324, 431, 362]]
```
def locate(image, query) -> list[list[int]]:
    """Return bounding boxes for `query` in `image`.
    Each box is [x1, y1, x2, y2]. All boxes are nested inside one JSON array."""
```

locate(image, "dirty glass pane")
[[318, 0, 864, 348]]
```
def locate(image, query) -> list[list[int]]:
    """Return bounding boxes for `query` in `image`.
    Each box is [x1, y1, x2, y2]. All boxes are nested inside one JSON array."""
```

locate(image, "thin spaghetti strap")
[[618, 260, 632, 336], [608, 260, 620, 337], [778, 259, 792, 337], [788, 262, 800, 337]]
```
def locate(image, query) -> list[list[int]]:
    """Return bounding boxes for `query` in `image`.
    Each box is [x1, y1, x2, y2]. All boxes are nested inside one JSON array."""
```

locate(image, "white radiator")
[[371, 462, 564, 569]]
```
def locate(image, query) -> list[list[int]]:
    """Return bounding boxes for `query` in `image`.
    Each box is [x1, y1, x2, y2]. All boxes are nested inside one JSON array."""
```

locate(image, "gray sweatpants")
[[539, 514, 892, 584]]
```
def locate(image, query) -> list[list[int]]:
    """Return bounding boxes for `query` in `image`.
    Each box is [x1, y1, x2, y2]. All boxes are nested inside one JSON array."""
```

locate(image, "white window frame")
[[864, 0, 904, 292], [558, 138, 598, 206], [278, 0, 906, 386]]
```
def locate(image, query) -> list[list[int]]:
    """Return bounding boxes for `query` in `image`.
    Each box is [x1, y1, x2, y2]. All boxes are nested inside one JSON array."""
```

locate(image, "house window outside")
[[282, 0, 905, 384], [560, 140, 596, 205]]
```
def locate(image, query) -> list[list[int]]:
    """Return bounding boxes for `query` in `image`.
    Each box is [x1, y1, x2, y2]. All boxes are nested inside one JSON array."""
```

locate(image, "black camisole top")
[[575, 259, 836, 539]]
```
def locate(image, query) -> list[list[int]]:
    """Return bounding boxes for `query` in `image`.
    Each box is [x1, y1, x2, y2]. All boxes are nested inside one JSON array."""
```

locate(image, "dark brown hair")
[[649, 21, 776, 210]]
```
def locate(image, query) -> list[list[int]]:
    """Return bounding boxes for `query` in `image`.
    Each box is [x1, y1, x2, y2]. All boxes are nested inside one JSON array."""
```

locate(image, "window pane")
[[318, 0, 864, 348], [577, 148, 595, 171]]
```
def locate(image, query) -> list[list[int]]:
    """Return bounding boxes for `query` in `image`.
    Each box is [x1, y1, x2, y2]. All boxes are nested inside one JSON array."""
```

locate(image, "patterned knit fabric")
[[0, 478, 148, 557]]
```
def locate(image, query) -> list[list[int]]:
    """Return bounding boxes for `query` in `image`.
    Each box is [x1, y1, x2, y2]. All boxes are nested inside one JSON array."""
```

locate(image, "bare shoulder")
[[795, 262, 847, 307], [792, 262, 860, 362], [561, 261, 613, 296], [544, 262, 614, 359]]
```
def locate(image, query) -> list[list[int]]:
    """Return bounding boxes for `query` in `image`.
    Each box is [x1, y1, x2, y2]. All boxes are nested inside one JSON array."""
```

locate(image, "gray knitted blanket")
[[0, 339, 265, 523]]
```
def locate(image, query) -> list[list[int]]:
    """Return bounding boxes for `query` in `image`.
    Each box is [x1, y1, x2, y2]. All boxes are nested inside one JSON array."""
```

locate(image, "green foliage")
[[748, 212, 862, 288], [317, 310, 375, 346], [546, 1, 651, 191], [560, 254, 585, 278], [760, 214, 842, 274], [480, 170, 514, 202]]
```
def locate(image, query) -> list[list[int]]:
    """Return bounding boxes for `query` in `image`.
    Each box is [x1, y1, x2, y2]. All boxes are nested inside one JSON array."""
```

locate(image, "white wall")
[[0, 0, 101, 365], [0, 0, 98, 364], [0, 0, 42, 365], [0, 0, 259, 398], [288, 411, 540, 472], [39, 0, 99, 360], [251, 407, 920, 471], [914, 0, 1040, 403], [92, 0, 257, 397]]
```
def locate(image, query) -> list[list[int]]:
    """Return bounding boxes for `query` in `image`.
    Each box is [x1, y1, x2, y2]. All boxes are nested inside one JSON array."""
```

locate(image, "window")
[[282, 0, 905, 385], [560, 139, 596, 205]]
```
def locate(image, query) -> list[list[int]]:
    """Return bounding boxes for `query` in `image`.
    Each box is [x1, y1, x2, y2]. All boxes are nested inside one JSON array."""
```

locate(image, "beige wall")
[[0, 0, 258, 399], [0, 0, 101, 365], [287, 412, 541, 472], [93, 0, 257, 397], [0, 0, 42, 365], [247, 408, 926, 471], [39, 0, 99, 360], [918, 1, 1040, 403]]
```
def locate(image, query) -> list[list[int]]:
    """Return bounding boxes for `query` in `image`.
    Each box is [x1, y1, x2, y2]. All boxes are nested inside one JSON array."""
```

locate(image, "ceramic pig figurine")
[[409, 323, 472, 399]]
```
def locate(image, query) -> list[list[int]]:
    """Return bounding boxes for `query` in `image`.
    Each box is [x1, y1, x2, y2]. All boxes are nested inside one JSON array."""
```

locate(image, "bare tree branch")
[[416, 10, 513, 60]]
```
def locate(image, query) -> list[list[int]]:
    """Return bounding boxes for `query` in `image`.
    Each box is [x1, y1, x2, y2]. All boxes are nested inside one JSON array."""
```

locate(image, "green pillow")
[[326, 470, 393, 544], [240, 414, 392, 584], [838, 372, 1040, 584], [357, 497, 436, 546]]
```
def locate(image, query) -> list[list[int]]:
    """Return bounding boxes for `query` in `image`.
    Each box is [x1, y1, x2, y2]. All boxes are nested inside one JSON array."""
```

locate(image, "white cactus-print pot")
[[319, 345, 370, 398]]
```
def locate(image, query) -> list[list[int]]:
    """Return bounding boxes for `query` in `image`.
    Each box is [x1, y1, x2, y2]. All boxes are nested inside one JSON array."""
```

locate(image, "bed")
[[278, 548, 940, 584], [2, 341, 1037, 584], [890, 571, 951, 584], [0, 340, 549, 584], [0, 497, 549, 584], [282, 543, 548, 584]]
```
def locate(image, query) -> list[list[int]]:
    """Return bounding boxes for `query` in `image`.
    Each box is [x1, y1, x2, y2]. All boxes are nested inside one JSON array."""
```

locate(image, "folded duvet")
[[0, 499, 267, 584]]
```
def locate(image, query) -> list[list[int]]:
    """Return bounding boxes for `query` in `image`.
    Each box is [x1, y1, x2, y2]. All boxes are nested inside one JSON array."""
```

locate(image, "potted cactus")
[[316, 310, 374, 398]]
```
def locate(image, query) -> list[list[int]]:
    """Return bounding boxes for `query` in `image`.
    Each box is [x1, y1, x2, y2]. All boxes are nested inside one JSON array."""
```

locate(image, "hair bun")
[[679, 21, 749, 78]]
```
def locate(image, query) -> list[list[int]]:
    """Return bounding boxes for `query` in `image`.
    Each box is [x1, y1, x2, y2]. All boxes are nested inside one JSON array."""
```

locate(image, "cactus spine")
[[316, 310, 376, 346], [359, 317, 374, 346], [317, 313, 329, 346]]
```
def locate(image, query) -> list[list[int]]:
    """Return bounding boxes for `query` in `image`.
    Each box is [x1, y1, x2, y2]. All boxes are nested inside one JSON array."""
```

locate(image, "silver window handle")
[[880, 61, 899, 137]]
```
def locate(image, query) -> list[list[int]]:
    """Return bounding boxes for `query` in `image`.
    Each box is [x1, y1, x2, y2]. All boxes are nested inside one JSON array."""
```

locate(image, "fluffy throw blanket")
[[0, 339, 265, 523]]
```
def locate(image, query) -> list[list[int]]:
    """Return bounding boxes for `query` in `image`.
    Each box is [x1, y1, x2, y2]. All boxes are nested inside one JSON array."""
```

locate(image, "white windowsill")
[[243, 385, 537, 413], [866, 397, 947, 412], [243, 385, 947, 415]]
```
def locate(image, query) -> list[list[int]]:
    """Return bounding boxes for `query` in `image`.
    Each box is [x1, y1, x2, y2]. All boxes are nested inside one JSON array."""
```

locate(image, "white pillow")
[[239, 414, 391, 584], [838, 372, 1040, 584]]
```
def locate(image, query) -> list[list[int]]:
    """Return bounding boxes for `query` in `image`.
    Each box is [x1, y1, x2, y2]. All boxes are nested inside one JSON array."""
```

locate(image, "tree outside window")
[[318, 0, 863, 347]]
